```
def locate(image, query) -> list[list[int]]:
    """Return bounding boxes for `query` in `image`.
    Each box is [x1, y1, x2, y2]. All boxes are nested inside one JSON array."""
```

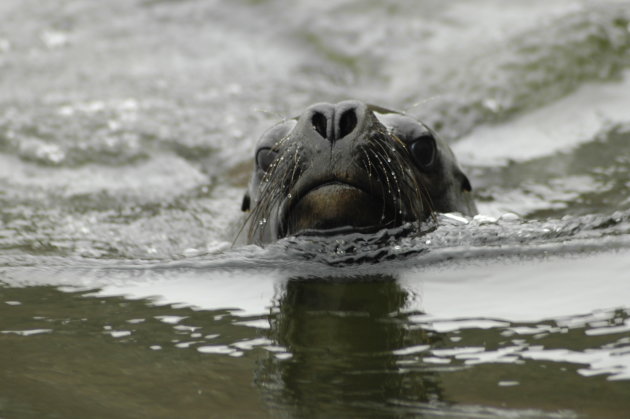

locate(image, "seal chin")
[[284, 182, 388, 235]]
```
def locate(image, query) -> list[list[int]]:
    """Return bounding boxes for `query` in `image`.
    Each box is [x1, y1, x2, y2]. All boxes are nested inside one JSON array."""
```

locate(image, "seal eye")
[[256, 147, 278, 172], [410, 134, 436, 170]]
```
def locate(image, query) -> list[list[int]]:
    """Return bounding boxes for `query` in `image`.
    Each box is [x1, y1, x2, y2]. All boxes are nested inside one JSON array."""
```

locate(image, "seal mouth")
[[283, 181, 396, 236]]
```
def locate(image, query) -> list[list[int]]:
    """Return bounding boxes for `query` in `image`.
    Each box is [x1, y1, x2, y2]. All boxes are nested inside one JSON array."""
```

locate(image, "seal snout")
[[305, 101, 368, 145], [280, 101, 390, 235]]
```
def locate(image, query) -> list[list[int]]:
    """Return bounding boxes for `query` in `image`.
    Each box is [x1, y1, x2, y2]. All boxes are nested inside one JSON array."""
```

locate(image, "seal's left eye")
[[256, 147, 277, 172], [410, 134, 436, 170]]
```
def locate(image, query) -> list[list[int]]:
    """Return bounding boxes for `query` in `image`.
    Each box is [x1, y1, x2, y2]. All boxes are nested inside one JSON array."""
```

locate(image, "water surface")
[[1, 0, 630, 417]]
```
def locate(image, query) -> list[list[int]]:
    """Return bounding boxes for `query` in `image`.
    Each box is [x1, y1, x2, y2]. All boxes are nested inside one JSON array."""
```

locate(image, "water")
[[1, 0, 630, 417]]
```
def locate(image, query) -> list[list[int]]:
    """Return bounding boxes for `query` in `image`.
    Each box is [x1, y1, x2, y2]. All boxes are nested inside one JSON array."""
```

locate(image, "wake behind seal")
[[240, 100, 477, 244]]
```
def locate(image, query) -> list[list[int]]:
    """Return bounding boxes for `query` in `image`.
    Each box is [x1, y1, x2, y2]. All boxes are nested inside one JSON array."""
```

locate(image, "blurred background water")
[[1, 0, 630, 417]]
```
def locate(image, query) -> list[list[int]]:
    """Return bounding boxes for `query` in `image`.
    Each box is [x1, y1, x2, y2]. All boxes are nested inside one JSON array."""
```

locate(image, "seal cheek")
[[286, 183, 383, 234]]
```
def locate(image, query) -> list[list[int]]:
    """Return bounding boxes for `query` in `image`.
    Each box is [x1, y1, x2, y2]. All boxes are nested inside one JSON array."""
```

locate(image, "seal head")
[[241, 101, 476, 244]]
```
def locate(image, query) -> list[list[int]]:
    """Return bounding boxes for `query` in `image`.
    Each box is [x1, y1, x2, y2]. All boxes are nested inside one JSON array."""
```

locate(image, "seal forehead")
[[256, 119, 297, 149], [373, 112, 432, 143]]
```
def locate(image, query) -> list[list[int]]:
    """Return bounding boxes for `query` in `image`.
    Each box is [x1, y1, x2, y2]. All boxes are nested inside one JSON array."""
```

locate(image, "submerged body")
[[241, 101, 477, 244]]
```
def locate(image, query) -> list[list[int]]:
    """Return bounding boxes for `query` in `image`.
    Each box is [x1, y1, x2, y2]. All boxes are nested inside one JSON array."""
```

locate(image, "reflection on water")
[[258, 276, 444, 417]]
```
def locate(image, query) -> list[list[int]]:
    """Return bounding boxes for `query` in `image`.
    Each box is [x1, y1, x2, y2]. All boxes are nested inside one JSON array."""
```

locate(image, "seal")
[[241, 100, 477, 244]]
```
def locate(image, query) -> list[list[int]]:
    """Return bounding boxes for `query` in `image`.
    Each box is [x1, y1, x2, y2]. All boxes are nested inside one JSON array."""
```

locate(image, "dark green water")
[[3, 255, 630, 418], [2, 0, 630, 417]]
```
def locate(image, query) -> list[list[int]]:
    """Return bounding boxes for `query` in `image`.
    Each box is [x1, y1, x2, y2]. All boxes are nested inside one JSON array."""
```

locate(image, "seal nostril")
[[312, 112, 328, 139], [338, 108, 357, 139]]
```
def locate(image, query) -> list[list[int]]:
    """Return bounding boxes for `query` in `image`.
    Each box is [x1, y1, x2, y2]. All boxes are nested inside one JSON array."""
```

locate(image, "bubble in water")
[[183, 248, 200, 257], [482, 98, 500, 113], [443, 213, 469, 224], [473, 214, 498, 225], [499, 213, 520, 222], [41, 30, 69, 49]]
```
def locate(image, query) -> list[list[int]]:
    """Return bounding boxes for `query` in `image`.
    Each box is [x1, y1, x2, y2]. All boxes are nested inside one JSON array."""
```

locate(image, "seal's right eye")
[[410, 134, 436, 170], [256, 147, 278, 172]]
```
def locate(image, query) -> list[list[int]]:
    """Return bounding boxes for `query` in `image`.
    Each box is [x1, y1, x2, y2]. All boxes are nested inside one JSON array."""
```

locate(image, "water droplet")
[[259, 218, 267, 226], [387, 158, 391, 163], [287, 193, 292, 199]]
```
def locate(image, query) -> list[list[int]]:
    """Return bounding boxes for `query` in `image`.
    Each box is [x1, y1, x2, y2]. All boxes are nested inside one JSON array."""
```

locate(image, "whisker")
[[370, 149, 397, 223], [370, 133, 409, 222], [246, 141, 303, 243], [402, 95, 444, 115], [368, 131, 432, 226]]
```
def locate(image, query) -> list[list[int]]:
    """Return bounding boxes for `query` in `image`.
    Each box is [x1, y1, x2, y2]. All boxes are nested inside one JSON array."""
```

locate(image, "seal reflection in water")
[[256, 276, 444, 415], [241, 101, 477, 244]]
